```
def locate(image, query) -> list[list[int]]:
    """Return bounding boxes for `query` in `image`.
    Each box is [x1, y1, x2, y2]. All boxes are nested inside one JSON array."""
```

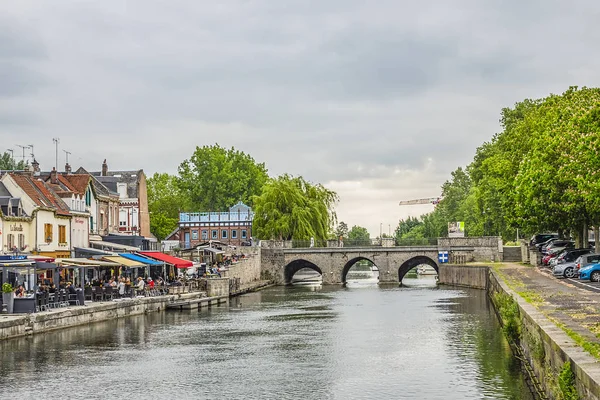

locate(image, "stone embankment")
[[0, 254, 272, 341], [439, 263, 600, 399]]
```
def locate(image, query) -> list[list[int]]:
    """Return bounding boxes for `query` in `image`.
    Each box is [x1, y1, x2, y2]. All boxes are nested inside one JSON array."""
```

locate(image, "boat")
[[416, 265, 438, 276]]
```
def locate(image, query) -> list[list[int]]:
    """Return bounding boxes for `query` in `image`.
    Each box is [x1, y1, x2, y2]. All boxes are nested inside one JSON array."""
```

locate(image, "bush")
[[2, 282, 14, 293]]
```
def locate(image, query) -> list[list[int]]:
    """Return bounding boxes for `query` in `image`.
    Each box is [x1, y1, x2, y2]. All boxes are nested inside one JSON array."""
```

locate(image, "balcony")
[[179, 211, 253, 224]]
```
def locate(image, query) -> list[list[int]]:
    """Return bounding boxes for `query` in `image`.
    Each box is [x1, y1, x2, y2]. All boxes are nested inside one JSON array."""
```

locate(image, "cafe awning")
[[0, 260, 36, 267], [89, 240, 140, 252], [138, 252, 193, 268], [102, 256, 145, 267], [57, 258, 121, 267], [118, 253, 164, 266]]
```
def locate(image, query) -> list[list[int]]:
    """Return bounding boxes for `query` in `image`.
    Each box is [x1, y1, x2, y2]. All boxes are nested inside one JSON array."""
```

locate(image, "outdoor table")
[[13, 296, 36, 313]]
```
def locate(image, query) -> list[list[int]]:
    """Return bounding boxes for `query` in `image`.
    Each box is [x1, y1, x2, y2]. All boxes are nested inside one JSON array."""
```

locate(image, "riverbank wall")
[[0, 271, 272, 341], [439, 264, 600, 399]]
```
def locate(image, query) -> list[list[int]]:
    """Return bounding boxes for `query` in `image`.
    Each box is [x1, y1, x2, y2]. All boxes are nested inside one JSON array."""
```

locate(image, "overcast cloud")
[[1, 1, 600, 236]]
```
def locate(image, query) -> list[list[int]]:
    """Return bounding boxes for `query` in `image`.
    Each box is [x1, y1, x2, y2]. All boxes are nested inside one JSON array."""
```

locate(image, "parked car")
[[578, 263, 600, 282], [530, 233, 558, 247], [552, 249, 593, 278], [555, 248, 592, 265], [576, 253, 600, 274], [543, 241, 574, 255]]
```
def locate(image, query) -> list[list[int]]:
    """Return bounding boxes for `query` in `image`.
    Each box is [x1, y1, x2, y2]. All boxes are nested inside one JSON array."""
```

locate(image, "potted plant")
[[2, 282, 14, 314], [2, 283, 15, 314]]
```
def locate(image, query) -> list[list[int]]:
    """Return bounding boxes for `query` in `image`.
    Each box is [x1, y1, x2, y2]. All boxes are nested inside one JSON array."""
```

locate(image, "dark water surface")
[[0, 277, 534, 399]]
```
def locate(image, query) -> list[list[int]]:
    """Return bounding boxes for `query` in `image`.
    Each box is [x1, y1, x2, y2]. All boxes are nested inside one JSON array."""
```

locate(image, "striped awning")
[[102, 256, 146, 267], [57, 258, 120, 267]]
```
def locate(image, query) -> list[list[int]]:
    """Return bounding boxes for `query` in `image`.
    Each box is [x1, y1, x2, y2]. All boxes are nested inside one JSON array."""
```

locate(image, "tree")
[[147, 173, 190, 241], [335, 221, 348, 239], [252, 174, 338, 241], [177, 144, 268, 211], [0, 152, 27, 170], [347, 225, 370, 245]]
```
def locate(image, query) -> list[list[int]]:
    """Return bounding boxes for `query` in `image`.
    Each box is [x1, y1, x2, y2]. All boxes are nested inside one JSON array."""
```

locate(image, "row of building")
[[0, 157, 257, 259], [0, 159, 154, 258]]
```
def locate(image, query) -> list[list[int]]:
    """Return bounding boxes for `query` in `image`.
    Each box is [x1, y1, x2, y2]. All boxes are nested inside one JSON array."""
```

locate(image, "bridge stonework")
[[259, 236, 503, 285]]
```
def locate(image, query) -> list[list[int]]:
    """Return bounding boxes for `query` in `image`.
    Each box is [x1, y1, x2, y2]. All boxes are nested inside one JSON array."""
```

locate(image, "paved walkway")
[[497, 263, 600, 351]]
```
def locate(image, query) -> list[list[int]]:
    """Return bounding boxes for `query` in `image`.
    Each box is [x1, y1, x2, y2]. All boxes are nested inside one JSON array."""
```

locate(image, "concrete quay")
[[440, 262, 600, 399], [0, 277, 272, 341]]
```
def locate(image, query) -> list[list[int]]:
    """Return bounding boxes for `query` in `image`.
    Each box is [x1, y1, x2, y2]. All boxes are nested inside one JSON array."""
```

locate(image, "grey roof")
[[0, 182, 11, 197], [74, 167, 119, 198], [90, 170, 143, 198]]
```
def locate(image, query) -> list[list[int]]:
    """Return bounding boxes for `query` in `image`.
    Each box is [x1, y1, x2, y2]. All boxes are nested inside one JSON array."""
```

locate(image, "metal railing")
[[287, 238, 438, 248]]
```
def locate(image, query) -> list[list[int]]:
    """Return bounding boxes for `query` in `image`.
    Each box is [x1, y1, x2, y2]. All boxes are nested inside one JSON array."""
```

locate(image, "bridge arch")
[[341, 256, 377, 283], [284, 259, 323, 284], [397, 256, 438, 282]]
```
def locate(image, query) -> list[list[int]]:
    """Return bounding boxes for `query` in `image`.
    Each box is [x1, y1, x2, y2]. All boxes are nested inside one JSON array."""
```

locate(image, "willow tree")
[[252, 174, 338, 241]]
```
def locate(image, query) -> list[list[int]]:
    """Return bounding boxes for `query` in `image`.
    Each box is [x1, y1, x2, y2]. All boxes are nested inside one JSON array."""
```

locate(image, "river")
[[0, 273, 535, 399]]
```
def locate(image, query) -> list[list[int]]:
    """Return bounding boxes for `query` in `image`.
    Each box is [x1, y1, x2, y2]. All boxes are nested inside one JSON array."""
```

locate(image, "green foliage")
[[558, 361, 579, 400], [335, 221, 348, 239], [0, 152, 27, 171], [399, 87, 600, 242], [252, 174, 338, 241], [493, 292, 521, 343], [147, 173, 190, 240], [178, 144, 268, 211], [347, 225, 370, 245], [2, 282, 14, 293]]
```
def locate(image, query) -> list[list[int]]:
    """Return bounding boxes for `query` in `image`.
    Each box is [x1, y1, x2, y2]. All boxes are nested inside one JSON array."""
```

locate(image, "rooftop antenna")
[[63, 149, 71, 164], [6, 149, 14, 170], [15, 144, 30, 164], [52, 138, 60, 170]]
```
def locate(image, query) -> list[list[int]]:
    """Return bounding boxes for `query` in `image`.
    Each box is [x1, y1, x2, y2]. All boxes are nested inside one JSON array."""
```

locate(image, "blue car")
[[578, 263, 600, 281]]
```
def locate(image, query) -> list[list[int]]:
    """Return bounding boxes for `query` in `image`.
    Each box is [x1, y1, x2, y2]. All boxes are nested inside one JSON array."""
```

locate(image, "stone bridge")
[[259, 236, 503, 285]]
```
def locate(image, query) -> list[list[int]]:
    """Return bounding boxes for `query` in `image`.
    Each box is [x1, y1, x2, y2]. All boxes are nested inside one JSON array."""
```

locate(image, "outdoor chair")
[[59, 291, 69, 307], [36, 294, 43, 313], [68, 292, 79, 306], [93, 289, 104, 302], [104, 287, 114, 301], [43, 291, 50, 311], [84, 287, 93, 301]]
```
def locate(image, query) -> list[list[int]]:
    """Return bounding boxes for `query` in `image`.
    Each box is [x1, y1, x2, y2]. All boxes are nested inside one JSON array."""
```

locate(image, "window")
[[232, 230, 237, 239], [211, 230, 218, 239], [202, 230, 208, 240], [44, 224, 53, 243], [7, 234, 14, 249], [18, 234, 25, 250], [117, 183, 127, 199], [58, 225, 66, 244], [99, 210, 104, 229], [241, 229, 247, 239], [90, 216, 94, 232], [222, 230, 228, 239], [85, 188, 91, 207], [192, 230, 198, 240]]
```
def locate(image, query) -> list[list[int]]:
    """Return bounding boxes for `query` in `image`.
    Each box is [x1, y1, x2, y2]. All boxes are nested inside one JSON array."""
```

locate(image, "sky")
[[2, 1, 600, 237]]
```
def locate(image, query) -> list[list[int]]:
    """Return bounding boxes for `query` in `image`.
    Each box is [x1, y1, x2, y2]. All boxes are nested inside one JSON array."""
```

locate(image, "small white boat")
[[416, 265, 437, 276], [370, 265, 379, 272]]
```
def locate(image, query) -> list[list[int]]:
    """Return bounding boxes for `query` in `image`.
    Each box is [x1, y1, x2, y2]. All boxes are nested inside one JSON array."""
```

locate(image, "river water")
[[0, 274, 535, 399]]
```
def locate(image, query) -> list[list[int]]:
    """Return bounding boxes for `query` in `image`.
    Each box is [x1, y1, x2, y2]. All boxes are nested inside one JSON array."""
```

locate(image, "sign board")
[[448, 222, 465, 238], [438, 251, 449, 264]]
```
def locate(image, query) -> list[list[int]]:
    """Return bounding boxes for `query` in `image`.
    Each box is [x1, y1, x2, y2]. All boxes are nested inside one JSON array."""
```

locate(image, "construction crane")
[[398, 197, 442, 206]]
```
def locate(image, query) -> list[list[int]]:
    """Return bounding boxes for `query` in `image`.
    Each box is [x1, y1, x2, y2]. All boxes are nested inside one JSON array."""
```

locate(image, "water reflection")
[[0, 285, 535, 399]]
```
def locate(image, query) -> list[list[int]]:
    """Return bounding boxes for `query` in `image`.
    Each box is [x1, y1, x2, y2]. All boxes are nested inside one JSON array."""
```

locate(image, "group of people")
[[87, 276, 165, 297]]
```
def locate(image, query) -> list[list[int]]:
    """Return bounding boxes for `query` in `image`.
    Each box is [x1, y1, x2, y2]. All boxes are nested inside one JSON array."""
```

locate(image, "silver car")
[[553, 261, 578, 278]]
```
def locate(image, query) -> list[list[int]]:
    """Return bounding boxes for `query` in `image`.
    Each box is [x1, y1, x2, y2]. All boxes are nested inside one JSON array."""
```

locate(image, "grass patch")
[[558, 361, 579, 400], [516, 290, 544, 307]]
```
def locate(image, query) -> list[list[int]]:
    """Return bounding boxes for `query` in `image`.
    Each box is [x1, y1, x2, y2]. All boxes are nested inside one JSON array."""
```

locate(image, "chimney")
[[101, 159, 108, 176], [50, 167, 58, 184], [65, 162, 71, 174]]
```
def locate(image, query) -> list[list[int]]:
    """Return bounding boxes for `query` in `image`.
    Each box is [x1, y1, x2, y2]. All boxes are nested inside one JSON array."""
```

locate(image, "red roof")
[[10, 174, 71, 216], [138, 252, 193, 268]]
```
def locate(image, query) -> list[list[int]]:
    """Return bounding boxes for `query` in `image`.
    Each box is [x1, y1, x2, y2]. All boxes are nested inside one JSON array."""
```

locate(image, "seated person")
[[15, 285, 25, 297]]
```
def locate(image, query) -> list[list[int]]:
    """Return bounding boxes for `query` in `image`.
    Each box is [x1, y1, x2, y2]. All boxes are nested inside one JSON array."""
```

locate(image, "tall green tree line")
[[396, 87, 600, 246]]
